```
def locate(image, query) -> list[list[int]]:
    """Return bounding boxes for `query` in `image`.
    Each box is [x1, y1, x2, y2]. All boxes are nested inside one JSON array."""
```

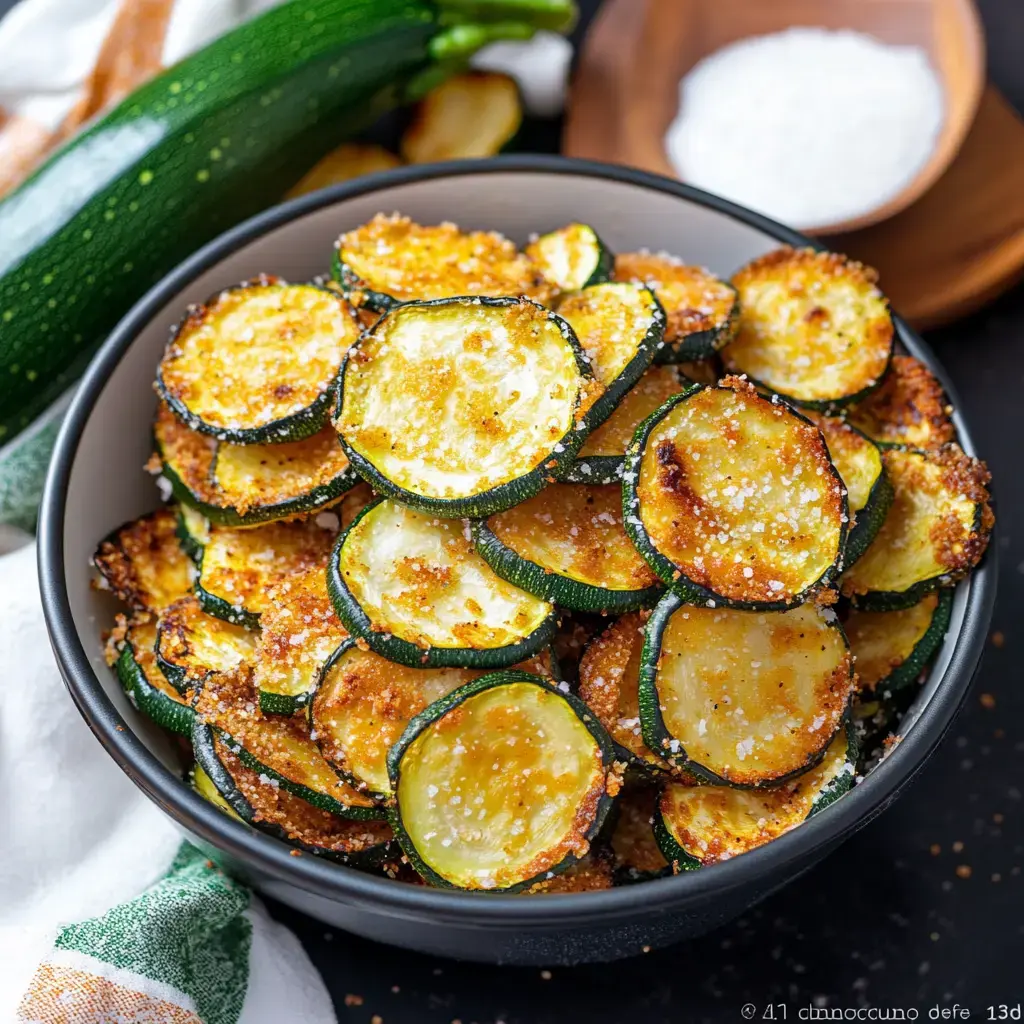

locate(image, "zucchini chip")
[[526, 223, 614, 294], [157, 278, 359, 444], [639, 595, 854, 787], [556, 282, 664, 429], [624, 380, 847, 610], [253, 567, 348, 715], [328, 499, 555, 669], [577, 613, 670, 774], [804, 412, 893, 566], [106, 615, 194, 736], [723, 248, 893, 408], [337, 296, 594, 518], [196, 518, 338, 628], [565, 366, 688, 484], [176, 504, 210, 564], [286, 143, 401, 199], [402, 72, 522, 163], [614, 252, 739, 362], [609, 784, 670, 883], [211, 427, 360, 527], [848, 355, 955, 450], [840, 445, 993, 609], [388, 672, 615, 891], [474, 484, 662, 613], [193, 668, 379, 820], [655, 726, 857, 869], [192, 722, 393, 862], [334, 214, 554, 312], [155, 595, 256, 692], [93, 508, 194, 613], [844, 590, 953, 694], [309, 639, 557, 799]]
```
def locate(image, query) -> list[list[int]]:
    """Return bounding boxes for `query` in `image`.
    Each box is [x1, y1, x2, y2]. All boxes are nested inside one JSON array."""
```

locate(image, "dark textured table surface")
[[3, 0, 1019, 1018]]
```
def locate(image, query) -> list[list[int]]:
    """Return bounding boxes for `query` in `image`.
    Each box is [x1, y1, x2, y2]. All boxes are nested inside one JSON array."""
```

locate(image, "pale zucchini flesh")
[[840, 446, 993, 607], [614, 252, 739, 361], [566, 365, 688, 484], [176, 504, 210, 563], [848, 355, 955, 450], [93, 508, 194, 614], [334, 214, 554, 311], [640, 597, 854, 787], [329, 499, 555, 668], [156, 595, 256, 691], [577, 612, 671, 773], [724, 248, 893, 407], [253, 566, 348, 714], [157, 279, 359, 444], [526, 222, 613, 293], [389, 674, 612, 891], [196, 519, 338, 627], [402, 72, 522, 163], [657, 725, 856, 868], [337, 296, 592, 516], [556, 282, 664, 429], [844, 590, 953, 693], [475, 484, 661, 613], [626, 382, 846, 609]]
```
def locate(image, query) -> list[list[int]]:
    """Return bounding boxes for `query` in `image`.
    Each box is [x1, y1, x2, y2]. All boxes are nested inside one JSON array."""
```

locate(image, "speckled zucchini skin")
[[116, 634, 194, 736], [385, 670, 617, 892], [0, 0, 575, 444]]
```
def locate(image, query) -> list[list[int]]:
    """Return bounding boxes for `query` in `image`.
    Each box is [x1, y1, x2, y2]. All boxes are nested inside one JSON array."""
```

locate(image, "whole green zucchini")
[[0, 0, 575, 446]]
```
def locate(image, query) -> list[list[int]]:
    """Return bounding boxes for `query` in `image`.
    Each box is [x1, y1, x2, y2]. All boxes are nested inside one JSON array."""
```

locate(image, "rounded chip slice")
[[328, 499, 555, 669], [723, 248, 893, 406], [474, 484, 661, 613], [388, 672, 614, 891], [337, 296, 594, 517], [639, 595, 854, 787], [614, 252, 739, 361], [158, 278, 359, 444], [624, 379, 847, 609]]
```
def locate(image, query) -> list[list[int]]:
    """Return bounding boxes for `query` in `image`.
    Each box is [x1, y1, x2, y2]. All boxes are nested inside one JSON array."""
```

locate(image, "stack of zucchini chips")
[[95, 217, 993, 891]]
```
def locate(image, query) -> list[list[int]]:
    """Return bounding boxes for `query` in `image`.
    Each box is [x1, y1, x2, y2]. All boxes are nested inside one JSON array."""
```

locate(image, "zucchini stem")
[[436, 0, 578, 33], [429, 22, 535, 63]]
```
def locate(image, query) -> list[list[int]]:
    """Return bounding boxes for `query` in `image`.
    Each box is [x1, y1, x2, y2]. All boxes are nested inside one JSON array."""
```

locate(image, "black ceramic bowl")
[[39, 157, 995, 965]]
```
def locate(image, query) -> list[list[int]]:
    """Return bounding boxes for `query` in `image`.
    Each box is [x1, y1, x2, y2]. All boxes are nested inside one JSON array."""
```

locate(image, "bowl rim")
[[38, 155, 996, 927]]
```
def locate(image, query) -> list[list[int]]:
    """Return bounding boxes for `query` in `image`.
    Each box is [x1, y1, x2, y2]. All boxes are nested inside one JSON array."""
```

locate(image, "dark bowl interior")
[[38, 157, 996, 965]]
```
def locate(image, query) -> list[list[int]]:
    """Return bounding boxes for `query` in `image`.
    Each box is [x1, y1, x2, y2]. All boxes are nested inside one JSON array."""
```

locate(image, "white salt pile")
[[665, 27, 945, 229]]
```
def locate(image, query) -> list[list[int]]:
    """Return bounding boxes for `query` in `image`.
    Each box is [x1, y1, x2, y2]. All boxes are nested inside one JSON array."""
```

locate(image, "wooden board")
[[564, 0, 1024, 328]]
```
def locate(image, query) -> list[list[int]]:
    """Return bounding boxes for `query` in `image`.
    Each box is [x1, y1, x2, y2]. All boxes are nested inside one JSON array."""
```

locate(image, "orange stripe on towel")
[[17, 962, 202, 1024], [0, 110, 54, 198]]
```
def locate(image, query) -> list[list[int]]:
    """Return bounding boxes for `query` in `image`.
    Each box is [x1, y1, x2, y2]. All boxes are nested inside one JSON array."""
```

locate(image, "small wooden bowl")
[[565, 0, 986, 235]]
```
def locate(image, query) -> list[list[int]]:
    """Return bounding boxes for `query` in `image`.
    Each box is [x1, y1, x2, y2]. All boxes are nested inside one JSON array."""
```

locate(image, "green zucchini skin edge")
[[530, 223, 614, 293], [652, 285, 740, 365], [653, 720, 859, 871], [864, 587, 954, 694], [841, 432, 895, 568], [622, 386, 849, 611], [471, 518, 663, 614], [334, 296, 596, 519], [570, 284, 666, 434], [561, 454, 625, 486], [637, 591, 852, 788], [327, 499, 557, 668], [258, 688, 312, 717], [155, 280, 349, 446], [222, 726, 385, 822], [174, 507, 207, 564], [162, 444, 362, 530], [192, 721, 394, 866], [194, 583, 261, 630], [386, 670, 617, 892], [116, 636, 194, 736]]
